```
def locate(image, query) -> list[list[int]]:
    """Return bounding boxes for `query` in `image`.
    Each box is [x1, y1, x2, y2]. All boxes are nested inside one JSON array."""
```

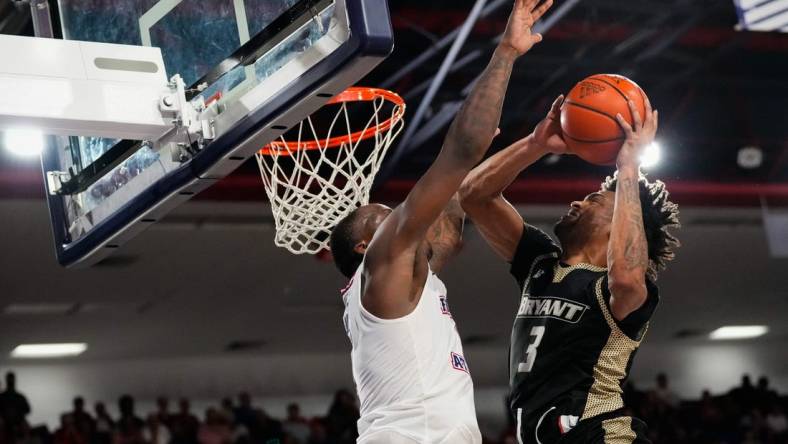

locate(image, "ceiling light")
[[3, 129, 44, 157], [3, 303, 76, 315], [640, 141, 661, 169], [709, 325, 768, 340], [737, 146, 763, 169], [11, 343, 87, 358]]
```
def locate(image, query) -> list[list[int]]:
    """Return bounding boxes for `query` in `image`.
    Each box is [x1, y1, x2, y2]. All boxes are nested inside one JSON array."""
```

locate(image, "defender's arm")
[[459, 95, 566, 261], [374, 43, 520, 256], [426, 196, 465, 274], [364, 0, 554, 318], [608, 99, 658, 320]]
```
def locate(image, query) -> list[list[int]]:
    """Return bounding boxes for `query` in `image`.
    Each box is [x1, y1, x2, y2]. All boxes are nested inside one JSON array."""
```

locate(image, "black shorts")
[[517, 407, 650, 444]]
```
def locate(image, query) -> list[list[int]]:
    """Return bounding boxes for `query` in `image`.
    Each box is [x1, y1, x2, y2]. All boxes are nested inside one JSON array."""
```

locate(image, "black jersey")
[[508, 224, 658, 442]]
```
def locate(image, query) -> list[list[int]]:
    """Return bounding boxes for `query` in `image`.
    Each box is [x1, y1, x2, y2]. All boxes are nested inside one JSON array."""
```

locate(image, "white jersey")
[[342, 263, 481, 444]]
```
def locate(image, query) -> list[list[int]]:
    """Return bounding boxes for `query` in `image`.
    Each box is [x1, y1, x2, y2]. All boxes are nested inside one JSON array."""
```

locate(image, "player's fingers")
[[530, 33, 543, 45], [653, 110, 659, 131], [494, 128, 501, 138], [615, 113, 634, 137], [550, 94, 564, 114], [628, 100, 642, 129], [644, 96, 653, 117], [532, 0, 553, 21], [522, 0, 537, 10]]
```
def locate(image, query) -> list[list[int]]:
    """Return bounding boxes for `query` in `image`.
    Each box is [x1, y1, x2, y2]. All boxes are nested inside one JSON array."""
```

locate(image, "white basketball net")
[[255, 92, 405, 255]]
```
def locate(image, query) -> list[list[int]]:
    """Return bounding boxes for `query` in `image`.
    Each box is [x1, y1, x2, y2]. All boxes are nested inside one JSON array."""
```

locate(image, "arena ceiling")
[[0, 0, 787, 205]]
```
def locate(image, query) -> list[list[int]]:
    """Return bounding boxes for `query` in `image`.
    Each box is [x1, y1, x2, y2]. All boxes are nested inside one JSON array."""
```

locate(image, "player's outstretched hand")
[[531, 94, 568, 155], [615, 98, 658, 169], [500, 0, 553, 56]]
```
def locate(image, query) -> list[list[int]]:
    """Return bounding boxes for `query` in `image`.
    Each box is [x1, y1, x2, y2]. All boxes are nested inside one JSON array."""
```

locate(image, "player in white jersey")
[[328, 1, 555, 442]]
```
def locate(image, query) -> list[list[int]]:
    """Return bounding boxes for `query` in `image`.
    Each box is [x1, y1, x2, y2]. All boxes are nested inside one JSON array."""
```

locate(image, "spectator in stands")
[[282, 403, 310, 444], [219, 398, 234, 424], [730, 374, 758, 410], [93, 402, 114, 444], [623, 381, 646, 417], [170, 398, 199, 444], [251, 408, 284, 443], [651, 372, 679, 409], [766, 405, 788, 441], [325, 389, 359, 444], [54, 413, 88, 444], [699, 390, 722, 426], [70, 397, 95, 441], [144, 413, 170, 444], [740, 407, 768, 443], [756, 376, 779, 410], [154, 397, 171, 429], [306, 419, 328, 444], [232, 393, 255, 431], [0, 372, 31, 441], [197, 408, 232, 444], [114, 395, 145, 444]]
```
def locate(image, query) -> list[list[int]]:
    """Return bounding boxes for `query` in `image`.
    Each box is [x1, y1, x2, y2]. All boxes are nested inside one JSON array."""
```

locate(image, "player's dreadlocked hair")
[[601, 173, 681, 281]]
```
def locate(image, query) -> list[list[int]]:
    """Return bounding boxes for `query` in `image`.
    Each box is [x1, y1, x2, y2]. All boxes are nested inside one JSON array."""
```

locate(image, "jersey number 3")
[[517, 326, 545, 373]]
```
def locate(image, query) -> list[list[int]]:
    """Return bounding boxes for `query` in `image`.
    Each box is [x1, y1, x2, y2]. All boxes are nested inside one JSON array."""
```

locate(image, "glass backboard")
[[41, 0, 393, 267]]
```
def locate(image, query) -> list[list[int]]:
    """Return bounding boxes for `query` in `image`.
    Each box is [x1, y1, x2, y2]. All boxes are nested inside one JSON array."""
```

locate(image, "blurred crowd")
[[0, 372, 359, 444], [620, 374, 788, 444], [497, 373, 788, 444], [1, 370, 786, 444]]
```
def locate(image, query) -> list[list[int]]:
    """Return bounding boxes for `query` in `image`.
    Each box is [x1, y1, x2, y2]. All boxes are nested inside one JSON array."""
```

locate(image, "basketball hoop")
[[255, 87, 405, 255]]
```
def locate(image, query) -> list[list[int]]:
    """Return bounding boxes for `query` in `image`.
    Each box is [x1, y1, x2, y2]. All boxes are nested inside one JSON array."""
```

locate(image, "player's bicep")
[[597, 275, 659, 341], [465, 196, 524, 261]]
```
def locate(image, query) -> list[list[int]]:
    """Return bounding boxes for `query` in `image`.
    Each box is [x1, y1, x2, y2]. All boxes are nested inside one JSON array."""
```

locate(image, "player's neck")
[[560, 246, 607, 269]]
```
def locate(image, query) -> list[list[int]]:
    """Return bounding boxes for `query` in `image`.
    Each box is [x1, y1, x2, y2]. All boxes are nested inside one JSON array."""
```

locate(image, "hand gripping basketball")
[[615, 97, 659, 168], [531, 94, 569, 155], [560, 74, 649, 165]]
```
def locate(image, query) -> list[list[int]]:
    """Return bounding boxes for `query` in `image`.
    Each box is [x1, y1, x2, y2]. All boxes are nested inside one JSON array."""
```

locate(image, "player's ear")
[[353, 241, 368, 255]]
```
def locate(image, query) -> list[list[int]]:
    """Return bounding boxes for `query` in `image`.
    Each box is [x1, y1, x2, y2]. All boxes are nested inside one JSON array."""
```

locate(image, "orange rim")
[[258, 87, 405, 156]]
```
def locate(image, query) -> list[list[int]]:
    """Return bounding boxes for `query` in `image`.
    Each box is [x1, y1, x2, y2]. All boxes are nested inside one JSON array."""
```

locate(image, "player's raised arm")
[[459, 95, 567, 261], [425, 195, 465, 274], [607, 99, 659, 320], [368, 0, 553, 260]]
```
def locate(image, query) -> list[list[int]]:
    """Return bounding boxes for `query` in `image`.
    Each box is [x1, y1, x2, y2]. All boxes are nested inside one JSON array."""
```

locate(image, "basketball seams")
[[590, 75, 647, 126], [588, 75, 630, 103], [564, 133, 624, 144], [562, 100, 625, 138], [561, 74, 647, 166]]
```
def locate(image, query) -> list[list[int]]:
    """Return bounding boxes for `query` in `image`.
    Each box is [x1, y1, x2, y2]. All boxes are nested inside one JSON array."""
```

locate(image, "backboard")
[[41, 0, 393, 267]]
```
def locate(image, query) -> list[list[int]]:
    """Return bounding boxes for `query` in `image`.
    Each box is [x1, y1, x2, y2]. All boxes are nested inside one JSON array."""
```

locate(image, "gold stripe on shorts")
[[601, 416, 637, 444]]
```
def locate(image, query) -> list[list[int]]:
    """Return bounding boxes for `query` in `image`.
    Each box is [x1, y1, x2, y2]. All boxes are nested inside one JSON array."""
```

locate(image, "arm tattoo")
[[446, 49, 515, 160], [618, 177, 648, 271], [428, 198, 465, 272]]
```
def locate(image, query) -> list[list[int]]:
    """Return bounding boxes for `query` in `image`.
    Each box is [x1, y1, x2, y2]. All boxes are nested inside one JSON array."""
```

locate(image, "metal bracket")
[[46, 171, 71, 195], [14, 0, 55, 38], [47, 74, 221, 195]]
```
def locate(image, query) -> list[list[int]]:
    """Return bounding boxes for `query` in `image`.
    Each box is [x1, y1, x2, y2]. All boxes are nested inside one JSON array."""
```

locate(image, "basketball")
[[560, 74, 648, 165]]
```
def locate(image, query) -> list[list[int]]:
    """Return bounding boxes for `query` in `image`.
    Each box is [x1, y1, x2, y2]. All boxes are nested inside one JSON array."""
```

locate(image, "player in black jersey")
[[459, 96, 680, 443]]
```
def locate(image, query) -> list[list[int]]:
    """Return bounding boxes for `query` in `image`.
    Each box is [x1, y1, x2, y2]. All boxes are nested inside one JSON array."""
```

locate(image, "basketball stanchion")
[[256, 87, 406, 254]]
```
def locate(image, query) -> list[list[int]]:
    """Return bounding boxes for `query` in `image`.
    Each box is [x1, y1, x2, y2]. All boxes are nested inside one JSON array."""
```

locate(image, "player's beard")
[[554, 215, 589, 253]]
